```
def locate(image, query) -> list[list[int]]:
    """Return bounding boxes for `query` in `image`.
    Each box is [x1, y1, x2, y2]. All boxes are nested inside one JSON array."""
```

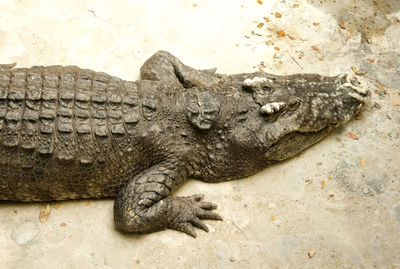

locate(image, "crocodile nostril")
[[340, 74, 369, 101], [288, 99, 301, 111], [350, 76, 361, 87]]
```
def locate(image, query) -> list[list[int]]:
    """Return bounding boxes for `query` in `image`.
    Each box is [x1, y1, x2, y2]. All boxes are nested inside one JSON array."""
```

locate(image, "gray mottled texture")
[[0, 51, 368, 237]]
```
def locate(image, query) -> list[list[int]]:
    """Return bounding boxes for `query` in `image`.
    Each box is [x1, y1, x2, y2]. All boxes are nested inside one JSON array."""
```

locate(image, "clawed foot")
[[0, 63, 16, 71], [200, 67, 217, 74], [167, 194, 223, 238]]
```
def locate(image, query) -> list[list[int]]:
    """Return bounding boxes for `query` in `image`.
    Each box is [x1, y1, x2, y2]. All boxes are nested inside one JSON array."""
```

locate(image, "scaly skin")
[[0, 51, 369, 237]]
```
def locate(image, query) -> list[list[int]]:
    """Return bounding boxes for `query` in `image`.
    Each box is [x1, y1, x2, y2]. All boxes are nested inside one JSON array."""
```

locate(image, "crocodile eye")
[[261, 84, 274, 93], [287, 98, 301, 111], [238, 104, 249, 114]]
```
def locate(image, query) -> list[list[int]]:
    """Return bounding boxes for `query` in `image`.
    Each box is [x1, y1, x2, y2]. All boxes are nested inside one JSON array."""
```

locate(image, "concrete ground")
[[0, 0, 399, 268]]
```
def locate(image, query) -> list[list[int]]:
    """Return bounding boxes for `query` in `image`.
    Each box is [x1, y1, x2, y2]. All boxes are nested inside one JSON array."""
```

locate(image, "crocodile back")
[[0, 65, 142, 201]]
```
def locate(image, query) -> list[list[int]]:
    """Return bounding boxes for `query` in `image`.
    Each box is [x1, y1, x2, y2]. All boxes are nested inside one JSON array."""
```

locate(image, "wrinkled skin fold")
[[0, 51, 369, 237]]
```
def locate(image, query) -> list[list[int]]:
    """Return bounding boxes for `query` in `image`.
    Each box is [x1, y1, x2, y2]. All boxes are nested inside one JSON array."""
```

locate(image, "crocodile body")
[[0, 51, 369, 237]]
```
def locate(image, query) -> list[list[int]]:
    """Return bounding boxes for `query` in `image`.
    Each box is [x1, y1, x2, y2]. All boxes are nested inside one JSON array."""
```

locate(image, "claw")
[[167, 194, 222, 237], [190, 217, 209, 232], [169, 222, 197, 238], [198, 201, 217, 210], [0, 63, 16, 71], [201, 67, 217, 74], [188, 194, 205, 202], [196, 209, 223, 221]]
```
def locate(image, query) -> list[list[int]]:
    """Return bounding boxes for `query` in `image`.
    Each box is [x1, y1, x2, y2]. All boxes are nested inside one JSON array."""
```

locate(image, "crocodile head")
[[239, 73, 369, 162]]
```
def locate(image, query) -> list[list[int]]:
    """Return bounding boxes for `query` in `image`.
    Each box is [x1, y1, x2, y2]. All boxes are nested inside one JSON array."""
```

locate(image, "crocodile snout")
[[340, 74, 370, 104]]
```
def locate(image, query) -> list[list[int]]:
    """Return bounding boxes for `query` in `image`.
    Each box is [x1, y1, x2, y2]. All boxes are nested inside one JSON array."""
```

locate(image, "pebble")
[[272, 219, 281, 227], [308, 250, 316, 258], [362, 186, 369, 194], [277, 30, 286, 36], [355, 70, 366, 76], [11, 221, 39, 245], [311, 46, 320, 51]]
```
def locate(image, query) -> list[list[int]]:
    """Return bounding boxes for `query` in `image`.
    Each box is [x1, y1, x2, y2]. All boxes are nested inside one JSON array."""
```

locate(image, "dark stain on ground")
[[306, 0, 399, 42], [395, 206, 400, 222]]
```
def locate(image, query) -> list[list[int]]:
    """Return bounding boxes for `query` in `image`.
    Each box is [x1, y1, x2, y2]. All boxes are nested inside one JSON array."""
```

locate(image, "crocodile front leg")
[[113, 160, 222, 237], [140, 50, 220, 88]]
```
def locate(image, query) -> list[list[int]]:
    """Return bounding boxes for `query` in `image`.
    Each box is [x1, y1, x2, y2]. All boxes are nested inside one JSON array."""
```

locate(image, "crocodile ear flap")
[[184, 92, 220, 130]]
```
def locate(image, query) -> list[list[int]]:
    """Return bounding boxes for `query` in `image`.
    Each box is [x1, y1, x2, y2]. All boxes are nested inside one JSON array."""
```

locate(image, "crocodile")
[[0, 51, 369, 237]]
